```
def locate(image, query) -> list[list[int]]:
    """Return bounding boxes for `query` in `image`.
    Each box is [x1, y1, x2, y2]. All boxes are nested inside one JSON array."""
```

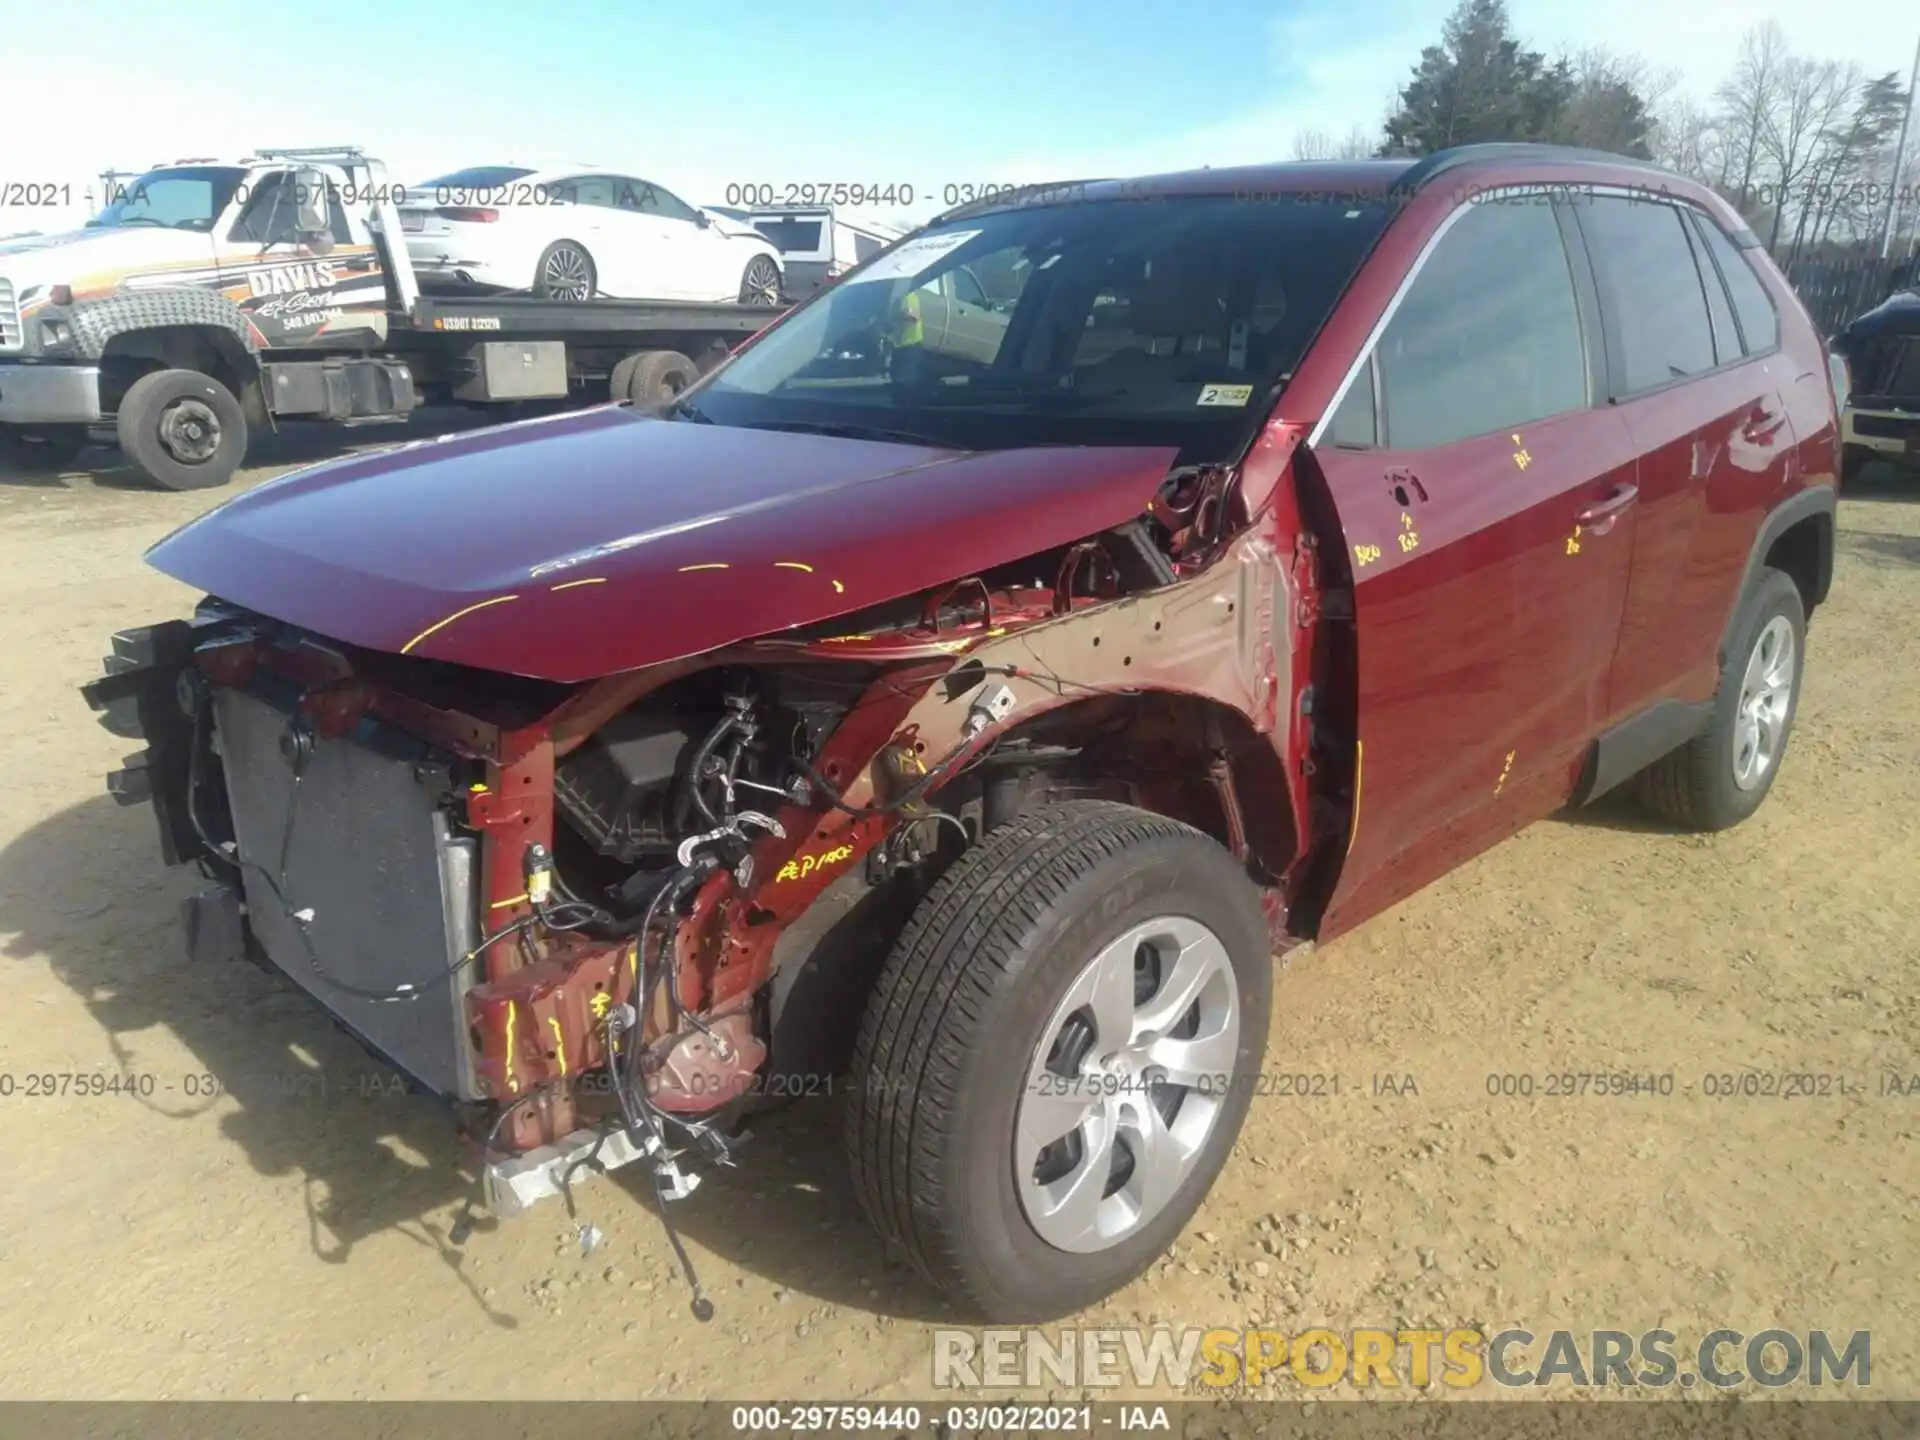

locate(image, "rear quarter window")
[[1691, 212, 1780, 355]]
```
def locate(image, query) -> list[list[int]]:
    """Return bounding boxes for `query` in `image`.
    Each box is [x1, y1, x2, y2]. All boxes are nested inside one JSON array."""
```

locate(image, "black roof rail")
[[1393, 143, 1684, 198]]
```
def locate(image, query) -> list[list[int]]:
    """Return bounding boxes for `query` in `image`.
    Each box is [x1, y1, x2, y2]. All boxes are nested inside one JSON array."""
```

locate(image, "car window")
[[753, 216, 826, 254], [1327, 354, 1379, 447], [1690, 211, 1780, 355], [1685, 213, 1741, 365], [952, 266, 989, 308], [618, 177, 700, 223], [417, 166, 536, 190], [1578, 196, 1718, 393], [1367, 198, 1590, 450], [549, 175, 616, 208], [229, 173, 303, 245]]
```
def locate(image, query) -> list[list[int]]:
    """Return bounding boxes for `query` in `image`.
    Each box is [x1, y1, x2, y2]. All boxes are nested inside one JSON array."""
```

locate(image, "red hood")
[[146, 406, 1179, 682]]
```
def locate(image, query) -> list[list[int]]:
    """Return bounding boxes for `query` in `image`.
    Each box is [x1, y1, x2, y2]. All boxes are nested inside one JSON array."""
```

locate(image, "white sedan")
[[397, 165, 785, 305]]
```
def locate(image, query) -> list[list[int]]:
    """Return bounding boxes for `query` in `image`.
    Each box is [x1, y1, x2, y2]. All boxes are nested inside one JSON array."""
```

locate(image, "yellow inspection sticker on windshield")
[[1197, 383, 1254, 407]]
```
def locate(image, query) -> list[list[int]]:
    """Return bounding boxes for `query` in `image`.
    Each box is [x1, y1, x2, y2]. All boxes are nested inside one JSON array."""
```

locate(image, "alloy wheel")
[[1016, 915, 1239, 1254], [1732, 614, 1795, 791]]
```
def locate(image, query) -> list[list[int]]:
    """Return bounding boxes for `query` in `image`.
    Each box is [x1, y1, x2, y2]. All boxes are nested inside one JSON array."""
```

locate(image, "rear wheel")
[[738, 254, 782, 306], [1634, 567, 1805, 831], [533, 241, 596, 301], [845, 800, 1272, 1321], [115, 369, 248, 491], [0, 423, 88, 472], [610, 349, 698, 407]]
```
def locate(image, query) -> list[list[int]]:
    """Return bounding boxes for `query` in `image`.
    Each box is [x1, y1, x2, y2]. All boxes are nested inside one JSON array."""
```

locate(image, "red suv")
[[87, 144, 1835, 1322]]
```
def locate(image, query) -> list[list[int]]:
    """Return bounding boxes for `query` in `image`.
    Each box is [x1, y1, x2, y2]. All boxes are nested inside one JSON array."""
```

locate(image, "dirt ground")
[[0, 424, 1914, 1404]]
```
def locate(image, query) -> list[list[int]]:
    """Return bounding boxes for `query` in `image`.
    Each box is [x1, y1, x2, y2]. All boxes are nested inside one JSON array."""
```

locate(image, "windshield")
[[89, 167, 249, 232], [694, 193, 1398, 461]]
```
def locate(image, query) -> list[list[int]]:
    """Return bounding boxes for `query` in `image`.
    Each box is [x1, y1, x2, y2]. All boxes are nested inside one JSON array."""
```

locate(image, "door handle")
[[1576, 483, 1638, 536]]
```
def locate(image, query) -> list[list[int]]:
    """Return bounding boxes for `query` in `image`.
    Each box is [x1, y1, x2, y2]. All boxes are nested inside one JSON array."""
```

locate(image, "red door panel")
[[1315, 405, 1639, 936], [1606, 360, 1797, 713]]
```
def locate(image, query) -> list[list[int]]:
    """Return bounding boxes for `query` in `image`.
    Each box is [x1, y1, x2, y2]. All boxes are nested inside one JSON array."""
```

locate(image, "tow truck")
[[0, 146, 791, 489]]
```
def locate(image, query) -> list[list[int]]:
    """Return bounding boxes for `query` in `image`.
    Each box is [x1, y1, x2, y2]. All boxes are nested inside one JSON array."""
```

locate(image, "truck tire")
[[0, 423, 88, 473], [611, 350, 697, 407], [738, 254, 782, 306], [1633, 567, 1806, 831], [115, 369, 249, 492], [533, 241, 596, 301], [845, 800, 1272, 1321]]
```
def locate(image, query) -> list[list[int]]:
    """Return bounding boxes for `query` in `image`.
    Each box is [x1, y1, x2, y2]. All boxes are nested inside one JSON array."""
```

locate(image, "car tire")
[[612, 350, 698, 407], [533, 241, 596, 301], [845, 800, 1272, 1322], [0, 423, 88, 473], [1633, 567, 1806, 832], [115, 369, 248, 492], [738, 254, 782, 306]]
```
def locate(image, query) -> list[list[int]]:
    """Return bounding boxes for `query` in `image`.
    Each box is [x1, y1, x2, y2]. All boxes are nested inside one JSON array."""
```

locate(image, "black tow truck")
[[0, 146, 791, 489]]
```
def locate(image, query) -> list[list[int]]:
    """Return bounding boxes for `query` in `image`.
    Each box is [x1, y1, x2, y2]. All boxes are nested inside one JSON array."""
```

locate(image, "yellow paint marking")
[[591, 991, 612, 1020], [489, 893, 529, 910], [776, 842, 858, 883], [549, 577, 606, 591], [399, 594, 520, 654], [985, 626, 1007, 637], [1346, 739, 1364, 858], [774, 561, 815, 572], [679, 563, 730, 572], [1494, 749, 1516, 797], [547, 1016, 567, 1075], [831, 579, 845, 594], [1353, 543, 1383, 569], [504, 1002, 520, 1094], [821, 634, 872, 643], [1566, 525, 1582, 556]]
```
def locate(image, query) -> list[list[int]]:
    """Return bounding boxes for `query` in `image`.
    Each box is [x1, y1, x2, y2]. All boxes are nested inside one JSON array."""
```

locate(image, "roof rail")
[[1395, 142, 1682, 197]]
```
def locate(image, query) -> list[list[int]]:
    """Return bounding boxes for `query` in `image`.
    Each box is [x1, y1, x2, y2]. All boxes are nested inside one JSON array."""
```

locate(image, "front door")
[[1312, 192, 1640, 935], [214, 169, 383, 348]]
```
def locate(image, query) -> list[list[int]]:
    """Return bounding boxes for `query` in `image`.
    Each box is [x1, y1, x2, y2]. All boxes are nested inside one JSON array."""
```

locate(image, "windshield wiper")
[[745, 419, 951, 448]]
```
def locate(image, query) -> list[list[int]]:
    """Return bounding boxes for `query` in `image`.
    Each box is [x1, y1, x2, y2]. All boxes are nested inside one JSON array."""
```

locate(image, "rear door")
[[618, 178, 731, 300], [1570, 193, 1799, 712], [1313, 190, 1641, 933]]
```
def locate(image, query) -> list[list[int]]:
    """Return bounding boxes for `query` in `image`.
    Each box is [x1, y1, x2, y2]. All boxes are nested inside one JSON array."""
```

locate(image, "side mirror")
[[292, 167, 330, 240], [694, 211, 712, 229]]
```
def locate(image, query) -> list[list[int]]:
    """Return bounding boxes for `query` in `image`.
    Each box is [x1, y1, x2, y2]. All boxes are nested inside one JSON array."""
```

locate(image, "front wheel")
[[115, 369, 248, 491], [738, 254, 782, 306], [845, 800, 1272, 1321]]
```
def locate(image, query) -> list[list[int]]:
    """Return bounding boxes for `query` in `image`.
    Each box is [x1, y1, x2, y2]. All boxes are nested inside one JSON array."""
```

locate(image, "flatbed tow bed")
[[0, 145, 793, 489]]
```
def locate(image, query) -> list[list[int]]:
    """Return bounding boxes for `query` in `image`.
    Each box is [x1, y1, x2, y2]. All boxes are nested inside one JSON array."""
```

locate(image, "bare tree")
[[1715, 21, 1790, 209], [1651, 93, 1726, 183], [1762, 57, 1861, 251], [1291, 125, 1380, 160]]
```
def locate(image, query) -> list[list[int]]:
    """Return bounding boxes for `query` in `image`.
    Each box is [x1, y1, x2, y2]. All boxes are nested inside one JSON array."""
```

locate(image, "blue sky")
[[0, 0, 1909, 233]]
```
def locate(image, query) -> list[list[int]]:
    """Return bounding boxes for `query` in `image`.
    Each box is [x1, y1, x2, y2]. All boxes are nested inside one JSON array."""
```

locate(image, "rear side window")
[[1691, 212, 1780, 355], [1346, 198, 1589, 450], [1579, 197, 1717, 393]]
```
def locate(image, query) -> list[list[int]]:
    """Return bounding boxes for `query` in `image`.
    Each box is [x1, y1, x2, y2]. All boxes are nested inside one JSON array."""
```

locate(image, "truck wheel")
[[115, 369, 248, 491], [1634, 567, 1805, 831], [612, 350, 697, 407], [533, 241, 596, 301], [845, 800, 1272, 1321], [738, 255, 782, 306], [0, 423, 88, 472]]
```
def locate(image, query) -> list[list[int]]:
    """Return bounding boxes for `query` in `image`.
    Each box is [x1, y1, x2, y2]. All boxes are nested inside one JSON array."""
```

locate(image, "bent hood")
[[146, 405, 1179, 683]]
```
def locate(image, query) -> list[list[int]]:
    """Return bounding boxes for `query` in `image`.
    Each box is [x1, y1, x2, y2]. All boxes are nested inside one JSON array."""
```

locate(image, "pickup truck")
[[0, 147, 787, 489], [1833, 283, 1920, 478], [83, 143, 1837, 1324]]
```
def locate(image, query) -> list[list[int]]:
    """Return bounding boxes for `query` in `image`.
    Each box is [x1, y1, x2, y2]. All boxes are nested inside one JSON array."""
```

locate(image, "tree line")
[[1292, 1, 1917, 325]]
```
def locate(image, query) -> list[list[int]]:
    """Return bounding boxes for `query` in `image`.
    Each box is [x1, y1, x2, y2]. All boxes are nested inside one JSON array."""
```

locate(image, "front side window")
[[697, 194, 1398, 462], [1579, 196, 1718, 393], [229, 173, 305, 245], [548, 176, 616, 208], [1339, 197, 1589, 451], [90, 166, 248, 233], [620, 179, 700, 223]]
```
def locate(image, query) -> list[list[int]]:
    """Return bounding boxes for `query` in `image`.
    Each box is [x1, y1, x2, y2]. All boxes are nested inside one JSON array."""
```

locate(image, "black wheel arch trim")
[[1572, 698, 1713, 806], [62, 291, 260, 367], [1718, 483, 1834, 667]]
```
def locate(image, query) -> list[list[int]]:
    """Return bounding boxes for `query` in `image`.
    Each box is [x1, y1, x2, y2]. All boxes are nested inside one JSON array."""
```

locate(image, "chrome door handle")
[[1577, 483, 1639, 535]]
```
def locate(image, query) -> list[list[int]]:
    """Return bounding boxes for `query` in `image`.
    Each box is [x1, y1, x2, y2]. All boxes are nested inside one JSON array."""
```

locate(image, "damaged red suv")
[[86, 144, 1837, 1323]]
